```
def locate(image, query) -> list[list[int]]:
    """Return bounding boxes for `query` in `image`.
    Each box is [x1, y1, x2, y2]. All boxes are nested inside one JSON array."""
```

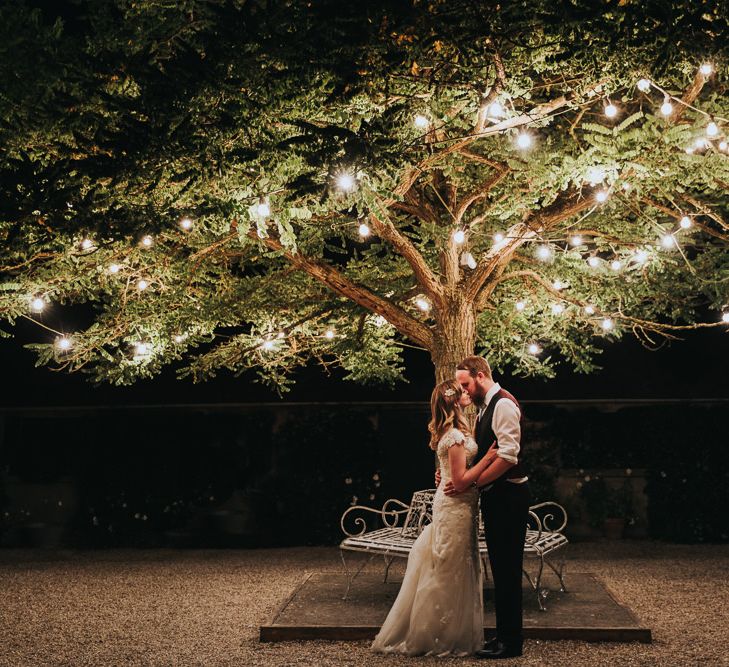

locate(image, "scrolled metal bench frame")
[[340, 490, 568, 611]]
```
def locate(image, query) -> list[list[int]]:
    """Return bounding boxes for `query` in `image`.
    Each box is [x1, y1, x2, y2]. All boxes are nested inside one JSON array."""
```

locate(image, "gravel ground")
[[0, 542, 728, 667]]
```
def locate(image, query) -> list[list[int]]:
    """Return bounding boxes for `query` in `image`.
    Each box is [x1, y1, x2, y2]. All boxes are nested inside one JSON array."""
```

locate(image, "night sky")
[[1, 313, 726, 406]]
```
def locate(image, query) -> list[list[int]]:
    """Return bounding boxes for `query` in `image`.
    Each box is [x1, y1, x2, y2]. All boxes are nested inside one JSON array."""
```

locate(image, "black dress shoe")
[[474, 640, 523, 659]]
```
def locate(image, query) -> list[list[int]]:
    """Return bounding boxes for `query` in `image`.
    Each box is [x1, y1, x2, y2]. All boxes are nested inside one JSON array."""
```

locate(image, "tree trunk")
[[430, 297, 476, 383]]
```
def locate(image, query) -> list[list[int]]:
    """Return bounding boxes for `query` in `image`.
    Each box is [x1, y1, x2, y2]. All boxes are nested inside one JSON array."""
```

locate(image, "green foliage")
[[0, 0, 727, 389]]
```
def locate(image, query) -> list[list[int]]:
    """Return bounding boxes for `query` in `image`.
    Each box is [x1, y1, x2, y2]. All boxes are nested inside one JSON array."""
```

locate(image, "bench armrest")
[[528, 501, 568, 535], [340, 498, 410, 537]]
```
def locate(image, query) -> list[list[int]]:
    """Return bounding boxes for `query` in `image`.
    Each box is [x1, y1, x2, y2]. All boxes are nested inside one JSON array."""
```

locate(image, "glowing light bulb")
[[179, 217, 193, 230], [358, 223, 371, 238], [414, 114, 429, 129], [685, 146, 696, 154], [373, 315, 387, 327], [720, 141, 728, 151], [256, 201, 271, 218], [141, 235, 153, 247], [706, 121, 719, 137], [635, 249, 649, 263], [595, 190, 608, 203], [453, 229, 466, 244], [323, 330, 334, 340], [528, 343, 541, 355], [261, 339, 275, 351], [81, 238, 94, 250], [461, 252, 477, 270], [601, 318, 614, 331], [56, 336, 72, 351], [31, 297, 45, 312], [588, 256, 600, 268], [679, 216, 692, 229], [488, 101, 505, 118], [661, 234, 676, 249], [570, 235, 583, 246], [137, 279, 148, 291], [174, 335, 185, 343], [584, 305, 595, 315], [604, 103, 618, 118], [722, 312, 729, 323], [516, 132, 532, 149], [695, 137, 709, 149], [415, 298, 431, 312], [493, 232, 505, 243], [135, 342, 149, 355], [611, 260, 622, 271], [515, 301, 526, 312], [637, 78, 651, 92], [335, 172, 356, 192], [553, 280, 564, 290], [536, 245, 552, 261], [551, 303, 564, 315], [109, 263, 120, 274], [660, 98, 673, 116], [699, 63, 713, 76]]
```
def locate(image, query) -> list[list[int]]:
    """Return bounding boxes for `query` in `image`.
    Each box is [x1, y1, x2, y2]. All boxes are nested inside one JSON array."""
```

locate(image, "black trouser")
[[481, 480, 531, 646]]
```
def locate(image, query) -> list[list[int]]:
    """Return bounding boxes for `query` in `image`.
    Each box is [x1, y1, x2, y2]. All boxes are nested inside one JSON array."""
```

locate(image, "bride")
[[371, 379, 497, 657]]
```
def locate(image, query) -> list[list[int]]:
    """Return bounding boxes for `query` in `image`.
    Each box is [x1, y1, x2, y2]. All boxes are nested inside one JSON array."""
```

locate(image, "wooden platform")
[[260, 572, 652, 643]]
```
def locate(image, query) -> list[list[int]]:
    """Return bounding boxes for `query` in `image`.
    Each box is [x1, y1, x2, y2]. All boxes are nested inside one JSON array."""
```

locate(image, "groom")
[[447, 355, 531, 660]]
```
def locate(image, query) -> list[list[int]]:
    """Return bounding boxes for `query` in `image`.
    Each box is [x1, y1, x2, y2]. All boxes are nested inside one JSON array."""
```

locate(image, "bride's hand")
[[484, 441, 498, 464]]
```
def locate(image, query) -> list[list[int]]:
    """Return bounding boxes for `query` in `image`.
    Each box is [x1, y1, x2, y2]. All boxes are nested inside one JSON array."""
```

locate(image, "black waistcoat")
[[474, 388, 527, 482]]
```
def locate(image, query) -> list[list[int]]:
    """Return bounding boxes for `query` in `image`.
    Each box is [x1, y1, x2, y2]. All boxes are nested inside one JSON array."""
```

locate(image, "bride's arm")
[[448, 443, 496, 493]]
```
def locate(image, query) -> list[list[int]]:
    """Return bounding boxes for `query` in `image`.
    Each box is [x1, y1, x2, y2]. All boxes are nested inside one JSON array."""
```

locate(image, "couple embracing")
[[371, 356, 531, 660]]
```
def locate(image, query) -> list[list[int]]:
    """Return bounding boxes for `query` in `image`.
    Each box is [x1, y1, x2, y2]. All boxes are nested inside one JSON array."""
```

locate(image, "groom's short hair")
[[457, 356, 492, 380]]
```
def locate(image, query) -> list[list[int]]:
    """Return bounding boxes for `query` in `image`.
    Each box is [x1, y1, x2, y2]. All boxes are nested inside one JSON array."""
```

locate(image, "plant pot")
[[603, 517, 625, 539]]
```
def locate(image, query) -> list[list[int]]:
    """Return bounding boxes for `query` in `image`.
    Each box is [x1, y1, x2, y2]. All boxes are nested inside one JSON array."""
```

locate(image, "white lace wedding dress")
[[371, 428, 484, 657]]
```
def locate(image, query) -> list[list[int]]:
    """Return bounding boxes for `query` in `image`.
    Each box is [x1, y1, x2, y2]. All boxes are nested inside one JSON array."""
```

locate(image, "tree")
[[0, 0, 727, 390]]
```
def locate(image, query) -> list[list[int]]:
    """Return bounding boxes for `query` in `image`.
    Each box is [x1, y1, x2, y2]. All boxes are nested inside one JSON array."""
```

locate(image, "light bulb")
[[372, 315, 387, 327], [81, 238, 94, 250], [661, 234, 676, 249], [699, 63, 713, 76], [324, 329, 335, 340], [611, 260, 622, 271], [586, 167, 605, 185], [588, 256, 600, 268], [679, 216, 692, 229], [137, 279, 148, 291], [453, 229, 466, 244], [720, 141, 728, 151], [551, 303, 564, 315], [635, 249, 649, 263], [414, 114, 429, 129], [109, 263, 120, 274], [660, 99, 673, 116], [335, 172, 356, 192], [570, 235, 583, 246], [56, 336, 72, 351], [261, 339, 275, 351], [462, 252, 477, 270], [135, 342, 149, 355], [528, 343, 541, 355], [141, 235, 153, 247], [584, 305, 595, 315], [595, 190, 608, 203], [415, 298, 431, 312], [722, 313, 729, 324], [685, 146, 696, 154], [179, 217, 193, 230], [174, 335, 185, 343], [604, 103, 618, 118], [695, 137, 709, 149], [601, 318, 614, 331], [536, 245, 552, 261], [706, 121, 719, 137], [488, 101, 504, 117], [358, 223, 371, 238], [493, 232, 505, 243], [516, 132, 532, 149], [31, 297, 45, 312], [256, 201, 271, 218], [515, 301, 526, 312], [637, 78, 651, 92], [553, 280, 564, 290]]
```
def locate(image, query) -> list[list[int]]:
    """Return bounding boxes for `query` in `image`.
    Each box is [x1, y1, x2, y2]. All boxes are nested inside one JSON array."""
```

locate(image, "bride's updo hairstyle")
[[428, 379, 471, 451]]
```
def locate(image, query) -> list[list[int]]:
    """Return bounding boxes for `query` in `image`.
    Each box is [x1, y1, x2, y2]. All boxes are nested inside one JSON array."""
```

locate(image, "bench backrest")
[[400, 489, 435, 537]]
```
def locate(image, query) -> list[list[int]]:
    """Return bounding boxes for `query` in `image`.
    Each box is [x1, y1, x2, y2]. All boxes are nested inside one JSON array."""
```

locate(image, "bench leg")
[[534, 555, 547, 612], [340, 550, 373, 601], [545, 555, 568, 593]]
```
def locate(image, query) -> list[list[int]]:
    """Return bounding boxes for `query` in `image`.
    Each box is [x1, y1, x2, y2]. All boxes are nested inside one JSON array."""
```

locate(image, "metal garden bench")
[[340, 489, 568, 611]]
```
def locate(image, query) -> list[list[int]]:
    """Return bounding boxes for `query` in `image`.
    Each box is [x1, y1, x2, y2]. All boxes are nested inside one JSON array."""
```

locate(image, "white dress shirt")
[[478, 383, 528, 484]]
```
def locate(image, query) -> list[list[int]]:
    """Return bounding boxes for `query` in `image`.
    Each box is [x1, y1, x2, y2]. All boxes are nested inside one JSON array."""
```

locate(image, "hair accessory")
[[444, 388, 456, 397]]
